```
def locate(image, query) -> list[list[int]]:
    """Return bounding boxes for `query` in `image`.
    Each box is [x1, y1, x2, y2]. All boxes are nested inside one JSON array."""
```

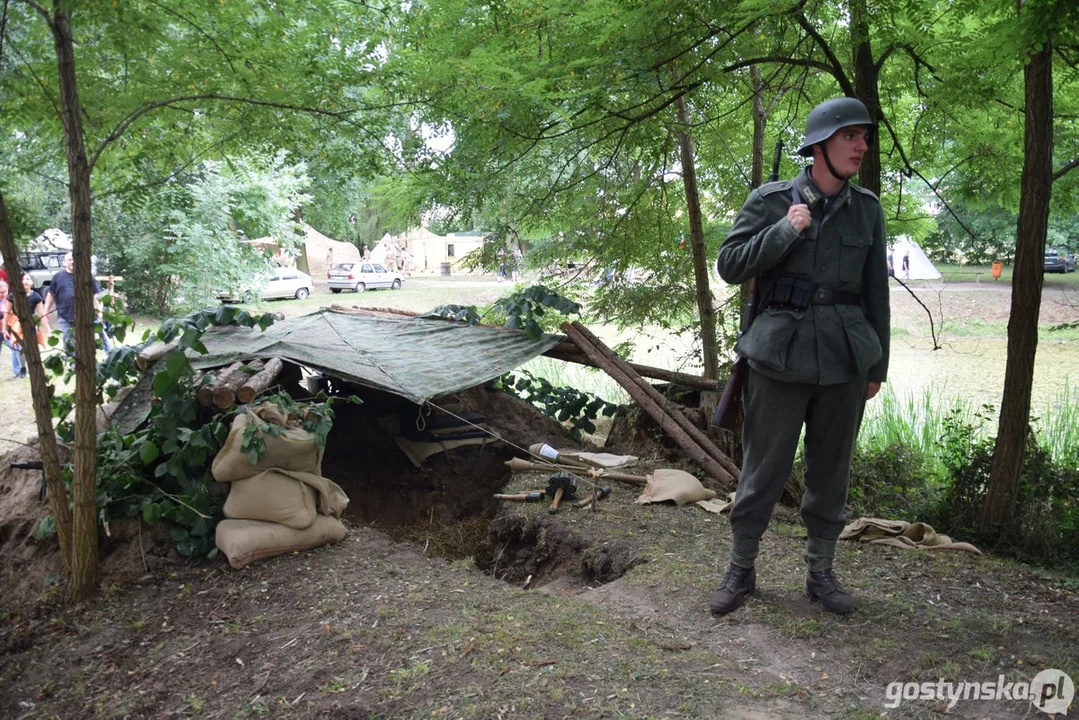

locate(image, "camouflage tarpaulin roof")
[[190, 310, 562, 405]]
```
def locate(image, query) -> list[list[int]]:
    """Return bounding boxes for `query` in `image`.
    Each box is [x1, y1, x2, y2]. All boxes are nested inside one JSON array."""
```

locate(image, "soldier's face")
[[824, 126, 870, 177]]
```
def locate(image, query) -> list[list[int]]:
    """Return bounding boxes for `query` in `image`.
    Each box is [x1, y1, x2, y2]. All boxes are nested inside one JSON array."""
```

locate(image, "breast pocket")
[[838, 232, 871, 283], [784, 225, 817, 276]]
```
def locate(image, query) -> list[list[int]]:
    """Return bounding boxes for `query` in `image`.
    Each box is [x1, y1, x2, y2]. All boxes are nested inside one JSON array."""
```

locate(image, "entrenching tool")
[[493, 491, 546, 503], [576, 484, 612, 510], [546, 472, 579, 514]]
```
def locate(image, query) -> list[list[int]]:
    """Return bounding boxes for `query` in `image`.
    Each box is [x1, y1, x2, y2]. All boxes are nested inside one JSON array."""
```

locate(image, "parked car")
[[327, 262, 403, 293], [18, 250, 66, 291], [1044, 249, 1077, 273], [219, 266, 313, 302]]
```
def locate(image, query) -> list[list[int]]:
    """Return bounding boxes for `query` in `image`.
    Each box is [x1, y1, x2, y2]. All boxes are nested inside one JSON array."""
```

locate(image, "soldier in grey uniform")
[[711, 98, 891, 615]]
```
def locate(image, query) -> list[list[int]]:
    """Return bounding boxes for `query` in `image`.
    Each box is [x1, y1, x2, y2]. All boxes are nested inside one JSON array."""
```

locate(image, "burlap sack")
[[635, 468, 716, 506], [215, 516, 347, 569], [212, 412, 324, 482], [223, 471, 318, 529]]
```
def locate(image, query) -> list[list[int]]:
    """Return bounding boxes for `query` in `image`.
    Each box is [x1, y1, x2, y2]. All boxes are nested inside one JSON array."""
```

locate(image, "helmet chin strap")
[[818, 144, 855, 182]]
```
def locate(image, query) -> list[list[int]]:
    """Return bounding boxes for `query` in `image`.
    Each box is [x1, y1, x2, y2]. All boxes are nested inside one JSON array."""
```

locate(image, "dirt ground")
[[1, 284, 1077, 719]]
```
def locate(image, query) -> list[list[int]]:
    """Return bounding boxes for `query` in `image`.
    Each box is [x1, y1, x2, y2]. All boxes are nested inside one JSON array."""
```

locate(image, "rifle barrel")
[[767, 139, 784, 183]]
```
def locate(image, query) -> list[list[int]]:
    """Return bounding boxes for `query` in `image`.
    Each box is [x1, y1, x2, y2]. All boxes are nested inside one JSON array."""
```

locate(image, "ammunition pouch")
[[764, 275, 816, 311]]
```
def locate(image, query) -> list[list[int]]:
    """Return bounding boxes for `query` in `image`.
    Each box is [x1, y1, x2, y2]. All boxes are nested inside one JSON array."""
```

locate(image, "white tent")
[[31, 228, 73, 252], [888, 236, 940, 280]]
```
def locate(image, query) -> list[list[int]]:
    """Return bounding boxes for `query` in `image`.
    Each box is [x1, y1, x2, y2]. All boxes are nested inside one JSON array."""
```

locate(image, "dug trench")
[[317, 383, 647, 592], [3, 382, 1078, 718]]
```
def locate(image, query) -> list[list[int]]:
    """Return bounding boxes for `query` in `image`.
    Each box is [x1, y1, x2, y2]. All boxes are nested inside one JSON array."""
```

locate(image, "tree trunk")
[[848, 0, 882, 197], [982, 39, 1053, 527], [51, 6, 100, 601], [0, 193, 74, 571], [674, 95, 719, 381]]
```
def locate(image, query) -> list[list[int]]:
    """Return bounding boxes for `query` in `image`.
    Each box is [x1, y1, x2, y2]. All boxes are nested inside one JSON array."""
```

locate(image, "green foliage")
[[493, 370, 620, 442], [847, 443, 939, 521], [37, 306, 281, 557], [923, 406, 1079, 567], [492, 285, 581, 340], [424, 304, 483, 325]]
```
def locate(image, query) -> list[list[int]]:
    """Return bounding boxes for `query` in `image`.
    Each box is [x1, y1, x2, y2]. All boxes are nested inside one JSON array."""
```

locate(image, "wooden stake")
[[561, 322, 735, 490], [570, 321, 741, 483]]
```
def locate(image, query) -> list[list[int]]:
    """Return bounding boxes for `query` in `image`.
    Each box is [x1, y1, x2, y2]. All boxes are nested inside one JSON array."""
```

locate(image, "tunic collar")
[[794, 166, 850, 208]]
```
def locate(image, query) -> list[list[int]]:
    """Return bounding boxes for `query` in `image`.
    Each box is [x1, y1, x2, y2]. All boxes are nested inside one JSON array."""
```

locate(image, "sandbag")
[[223, 471, 318, 529], [215, 515, 347, 569], [635, 468, 716, 506], [212, 411, 324, 482]]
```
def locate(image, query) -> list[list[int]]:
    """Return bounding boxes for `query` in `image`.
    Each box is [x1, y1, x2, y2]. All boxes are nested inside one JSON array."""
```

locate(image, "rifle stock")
[[713, 357, 745, 430], [712, 277, 760, 431]]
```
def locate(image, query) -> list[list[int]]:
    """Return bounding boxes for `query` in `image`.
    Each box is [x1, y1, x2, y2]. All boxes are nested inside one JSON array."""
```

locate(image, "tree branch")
[[144, 0, 239, 74], [722, 55, 839, 79], [793, 12, 854, 95], [879, 114, 981, 243], [16, 0, 51, 27], [1052, 156, 1079, 182], [874, 42, 938, 75], [88, 93, 424, 172]]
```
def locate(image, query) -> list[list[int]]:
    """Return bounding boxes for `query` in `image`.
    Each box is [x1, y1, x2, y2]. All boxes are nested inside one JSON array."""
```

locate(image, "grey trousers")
[[728, 367, 868, 572]]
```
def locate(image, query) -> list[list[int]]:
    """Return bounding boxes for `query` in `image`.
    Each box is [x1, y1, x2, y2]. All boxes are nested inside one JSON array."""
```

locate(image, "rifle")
[[712, 140, 784, 431]]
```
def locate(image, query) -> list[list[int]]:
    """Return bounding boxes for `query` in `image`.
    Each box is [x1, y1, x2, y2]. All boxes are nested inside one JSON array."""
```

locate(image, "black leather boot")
[[806, 569, 854, 614], [710, 564, 756, 615]]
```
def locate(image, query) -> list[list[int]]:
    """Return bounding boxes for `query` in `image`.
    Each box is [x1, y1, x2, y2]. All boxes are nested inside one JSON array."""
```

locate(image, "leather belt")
[[811, 287, 861, 305]]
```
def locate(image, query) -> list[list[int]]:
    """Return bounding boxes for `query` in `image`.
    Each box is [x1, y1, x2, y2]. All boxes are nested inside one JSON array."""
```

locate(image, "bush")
[[922, 406, 1079, 568], [847, 442, 940, 520]]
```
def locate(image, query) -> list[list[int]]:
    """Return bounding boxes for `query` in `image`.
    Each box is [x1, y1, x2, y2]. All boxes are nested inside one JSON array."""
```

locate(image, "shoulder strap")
[[790, 182, 801, 206]]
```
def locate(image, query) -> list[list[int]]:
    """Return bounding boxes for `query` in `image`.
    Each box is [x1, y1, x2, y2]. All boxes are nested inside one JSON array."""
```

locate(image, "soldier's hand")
[[866, 381, 881, 400], [787, 203, 812, 234]]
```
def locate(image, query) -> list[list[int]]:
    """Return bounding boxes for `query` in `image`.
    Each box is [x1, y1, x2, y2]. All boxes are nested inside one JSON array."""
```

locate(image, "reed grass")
[[859, 382, 1079, 475], [1032, 379, 1079, 463]]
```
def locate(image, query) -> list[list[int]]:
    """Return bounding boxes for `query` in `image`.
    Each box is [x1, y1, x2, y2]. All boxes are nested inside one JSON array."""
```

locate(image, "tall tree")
[[983, 0, 1078, 527]]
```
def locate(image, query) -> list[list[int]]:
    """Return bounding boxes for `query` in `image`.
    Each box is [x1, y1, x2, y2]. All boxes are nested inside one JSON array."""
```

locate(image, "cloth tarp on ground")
[[190, 310, 562, 405]]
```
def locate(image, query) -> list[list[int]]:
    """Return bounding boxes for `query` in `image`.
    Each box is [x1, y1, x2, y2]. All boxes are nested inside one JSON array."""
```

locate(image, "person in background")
[[902, 250, 911, 279], [0, 279, 9, 376], [43, 252, 105, 357], [5, 273, 50, 378]]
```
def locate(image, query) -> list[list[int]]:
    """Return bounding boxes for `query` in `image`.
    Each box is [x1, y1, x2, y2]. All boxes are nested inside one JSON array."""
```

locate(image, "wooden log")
[[237, 357, 284, 405], [560, 322, 735, 490], [543, 342, 721, 392], [136, 338, 179, 372], [570, 321, 741, 483], [504, 458, 649, 487], [213, 360, 264, 409], [196, 362, 243, 407]]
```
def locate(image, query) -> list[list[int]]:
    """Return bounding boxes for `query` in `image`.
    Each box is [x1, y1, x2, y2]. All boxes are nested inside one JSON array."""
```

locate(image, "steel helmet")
[[797, 97, 874, 157]]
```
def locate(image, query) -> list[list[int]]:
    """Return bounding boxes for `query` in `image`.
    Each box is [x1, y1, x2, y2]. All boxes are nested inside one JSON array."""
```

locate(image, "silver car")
[[219, 267, 313, 302], [327, 262, 403, 293]]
